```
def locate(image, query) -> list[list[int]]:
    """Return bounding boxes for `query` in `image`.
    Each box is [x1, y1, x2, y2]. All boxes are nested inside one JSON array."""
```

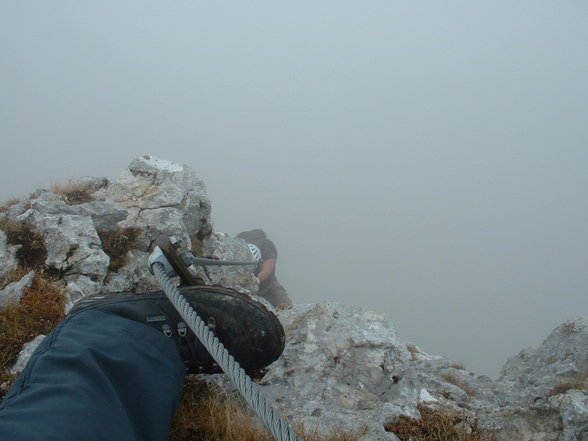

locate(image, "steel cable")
[[152, 262, 302, 441]]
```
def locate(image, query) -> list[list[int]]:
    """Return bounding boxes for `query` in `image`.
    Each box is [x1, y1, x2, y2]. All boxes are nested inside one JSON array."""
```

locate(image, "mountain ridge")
[[1, 155, 586, 441]]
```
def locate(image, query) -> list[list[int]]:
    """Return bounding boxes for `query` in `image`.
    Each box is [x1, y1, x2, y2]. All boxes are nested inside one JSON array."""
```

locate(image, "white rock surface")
[[95, 155, 213, 248], [103, 249, 161, 294], [17, 210, 110, 281], [29, 199, 128, 232], [206, 302, 587, 441], [0, 271, 34, 307], [497, 317, 588, 406], [10, 335, 46, 374], [0, 231, 18, 278]]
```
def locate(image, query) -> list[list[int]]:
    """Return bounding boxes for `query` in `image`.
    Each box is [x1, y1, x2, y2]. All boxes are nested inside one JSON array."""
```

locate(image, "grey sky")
[[2, 1, 587, 378]]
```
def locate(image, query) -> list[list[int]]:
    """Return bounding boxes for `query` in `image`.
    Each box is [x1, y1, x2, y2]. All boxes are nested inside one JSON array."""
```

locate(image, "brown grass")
[[0, 266, 32, 291], [0, 219, 47, 269], [550, 368, 588, 396], [0, 371, 17, 398], [0, 270, 65, 400], [0, 198, 21, 213], [385, 404, 496, 441], [169, 376, 273, 441], [51, 180, 93, 205], [301, 426, 367, 441], [98, 227, 143, 272], [169, 376, 366, 441], [190, 236, 205, 257]]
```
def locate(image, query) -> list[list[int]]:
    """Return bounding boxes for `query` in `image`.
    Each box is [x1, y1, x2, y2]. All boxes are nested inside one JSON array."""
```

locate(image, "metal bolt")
[[170, 235, 183, 249]]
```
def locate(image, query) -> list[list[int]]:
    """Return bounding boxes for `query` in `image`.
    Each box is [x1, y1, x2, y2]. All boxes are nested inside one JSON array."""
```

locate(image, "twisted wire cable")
[[152, 262, 302, 441]]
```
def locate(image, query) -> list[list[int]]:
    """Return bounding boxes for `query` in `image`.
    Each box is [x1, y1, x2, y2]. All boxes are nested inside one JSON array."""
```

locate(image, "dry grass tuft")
[[169, 376, 275, 441], [169, 376, 366, 441], [0, 219, 47, 269], [300, 425, 368, 441], [0, 270, 65, 400], [0, 198, 21, 213], [190, 236, 204, 257], [98, 227, 143, 272], [0, 371, 17, 399], [385, 404, 496, 441], [51, 180, 93, 205], [0, 267, 33, 291]]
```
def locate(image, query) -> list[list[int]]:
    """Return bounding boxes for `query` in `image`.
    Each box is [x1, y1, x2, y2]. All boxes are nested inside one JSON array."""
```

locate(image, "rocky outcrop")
[[1, 155, 586, 441], [203, 303, 588, 441], [497, 317, 588, 406], [260, 302, 419, 440], [487, 317, 588, 441], [18, 207, 110, 282], [93, 156, 213, 247], [0, 155, 258, 308]]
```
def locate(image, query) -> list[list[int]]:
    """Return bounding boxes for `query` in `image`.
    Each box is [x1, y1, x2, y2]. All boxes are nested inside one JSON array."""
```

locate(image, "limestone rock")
[[130, 207, 188, 250], [479, 317, 588, 441], [4, 190, 61, 219], [2, 156, 587, 441], [95, 155, 213, 249], [63, 275, 110, 313], [0, 270, 34, 307], [4, 199, 33, 219], [103, 249, 160, 294], [72, 176, 109, 192], [208, 302, 498, 440], [17, 209, 109, 281], [550, 390, 588, 441], [497, 317, 588, 406], [260, 302, 423, 438], [208, 302, 588, 441], [193, 232, 259, 293], [11, 335, 46, 374], [0, 230, 18, 278], [30, 199, 128, 232], [1, 156, 256, 297]]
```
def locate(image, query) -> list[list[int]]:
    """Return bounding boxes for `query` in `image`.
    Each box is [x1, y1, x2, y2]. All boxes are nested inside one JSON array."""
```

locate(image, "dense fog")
[[2, 1, 587, 377]]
